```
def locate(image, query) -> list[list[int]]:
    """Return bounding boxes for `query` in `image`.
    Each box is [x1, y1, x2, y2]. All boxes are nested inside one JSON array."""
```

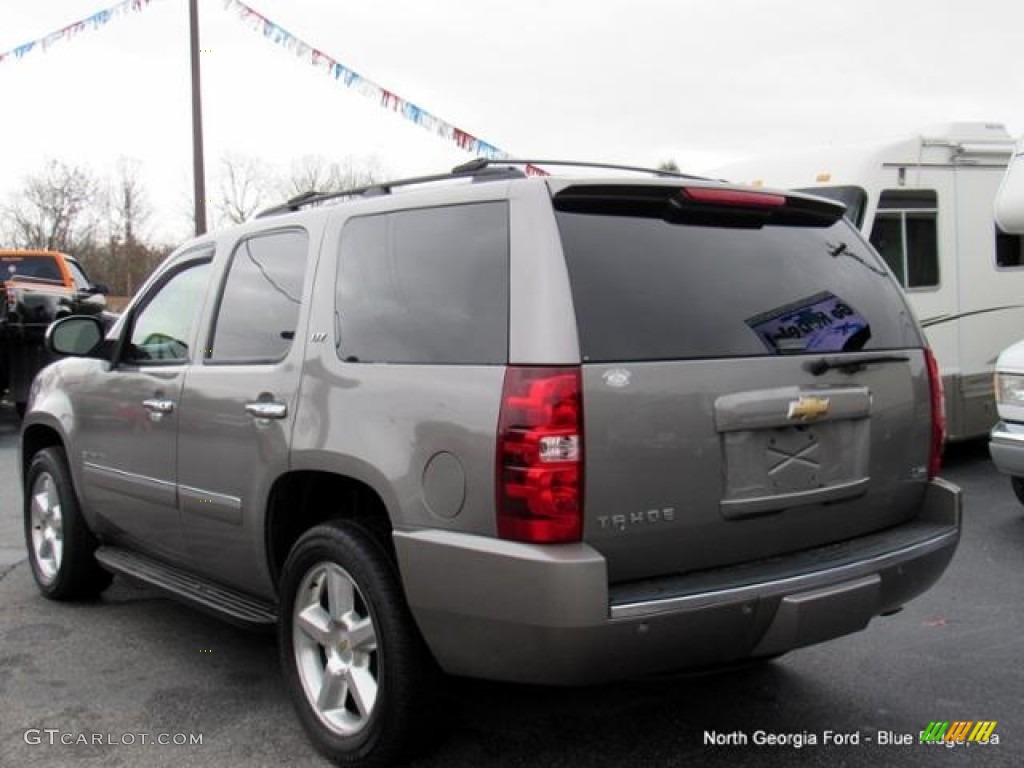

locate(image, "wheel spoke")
[[347, 617, 377, 653], [326, 568, 354, 621], [346, 665, 378, 718], [317, 664, 349, 711], [32, 491, 50, 522], [296, 604, 333, 647]]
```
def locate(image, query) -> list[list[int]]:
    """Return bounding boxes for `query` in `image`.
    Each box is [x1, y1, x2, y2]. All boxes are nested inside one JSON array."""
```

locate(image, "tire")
[[1011, 477, 1024, 507], [24, 447, 112, 600], [279, 522, 434, 767]]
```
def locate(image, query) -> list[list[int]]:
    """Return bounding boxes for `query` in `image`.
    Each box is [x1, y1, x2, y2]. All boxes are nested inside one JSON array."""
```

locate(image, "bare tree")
[[99, 159, 161, 295], [3, 160, 99, 253], [281, 155, 382, 197], [657, 159, 681, 174], [217, 153, 272, 225]]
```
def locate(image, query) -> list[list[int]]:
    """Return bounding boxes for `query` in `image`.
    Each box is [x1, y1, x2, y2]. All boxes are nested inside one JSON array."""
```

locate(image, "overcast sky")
[[3, 0, 1024, 242]]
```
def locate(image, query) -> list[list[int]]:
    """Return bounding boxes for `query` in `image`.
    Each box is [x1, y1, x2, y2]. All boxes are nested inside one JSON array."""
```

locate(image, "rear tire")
[[1011, 477, 1024, 507], [279, 522, 434, 767], [24, 447, 112, 599]]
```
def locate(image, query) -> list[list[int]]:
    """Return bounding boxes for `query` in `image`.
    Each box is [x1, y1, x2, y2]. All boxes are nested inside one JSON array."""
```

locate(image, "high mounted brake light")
[[496, 366, 583, 544], [680, 187, 787, 208]]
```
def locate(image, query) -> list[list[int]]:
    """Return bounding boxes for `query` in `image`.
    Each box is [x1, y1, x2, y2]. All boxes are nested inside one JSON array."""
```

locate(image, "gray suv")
[[23, 160, 961, 766]]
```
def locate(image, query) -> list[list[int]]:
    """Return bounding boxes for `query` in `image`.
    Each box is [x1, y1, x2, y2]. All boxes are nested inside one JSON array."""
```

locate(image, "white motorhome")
[[717, 122, 1022, 441]]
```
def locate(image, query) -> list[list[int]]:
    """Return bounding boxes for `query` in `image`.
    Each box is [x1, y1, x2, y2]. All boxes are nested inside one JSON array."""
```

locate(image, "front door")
[[76, 255, 213, 561]]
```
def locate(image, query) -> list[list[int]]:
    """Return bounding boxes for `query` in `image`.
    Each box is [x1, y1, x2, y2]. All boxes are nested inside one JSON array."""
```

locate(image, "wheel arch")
[[21, 420, 66, 483], [265, 470, 395, 591]]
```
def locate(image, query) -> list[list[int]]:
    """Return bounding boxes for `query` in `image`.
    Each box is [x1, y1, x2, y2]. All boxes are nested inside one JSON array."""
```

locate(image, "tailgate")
[[582, 356, 931, 582]]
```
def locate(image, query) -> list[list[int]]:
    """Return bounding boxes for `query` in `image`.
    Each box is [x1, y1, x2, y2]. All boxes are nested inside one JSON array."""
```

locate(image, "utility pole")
[[189, 0, 207, 235]]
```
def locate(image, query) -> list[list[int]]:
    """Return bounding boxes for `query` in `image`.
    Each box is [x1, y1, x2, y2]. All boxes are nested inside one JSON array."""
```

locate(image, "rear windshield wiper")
[[805, 353, 910, 376]]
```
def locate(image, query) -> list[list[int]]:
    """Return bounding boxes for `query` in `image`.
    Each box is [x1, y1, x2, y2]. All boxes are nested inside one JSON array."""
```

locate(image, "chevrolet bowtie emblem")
[[787, 396, 830, 421]]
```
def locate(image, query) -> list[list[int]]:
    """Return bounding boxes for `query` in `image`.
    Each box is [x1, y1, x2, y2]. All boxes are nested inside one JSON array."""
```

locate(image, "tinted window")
[[0, 255, 62, 283], [869, 190, 939, 288], [336, 203, 508, 364], [555, 207, 919, 363], [208, 229, 308, 363], [996, 226, 1024, 268], [128, 259, 212, 363]]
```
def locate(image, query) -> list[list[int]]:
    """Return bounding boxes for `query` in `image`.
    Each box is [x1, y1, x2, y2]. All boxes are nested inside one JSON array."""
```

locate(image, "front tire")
[[279, 522, 433, 767], [24, 446, 112, 599]]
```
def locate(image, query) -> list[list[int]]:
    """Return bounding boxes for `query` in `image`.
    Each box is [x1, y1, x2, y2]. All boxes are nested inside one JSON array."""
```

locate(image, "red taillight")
[[496, 366, 583, 543], [925, 348, 945, 479], [681, 187, 786, 208]]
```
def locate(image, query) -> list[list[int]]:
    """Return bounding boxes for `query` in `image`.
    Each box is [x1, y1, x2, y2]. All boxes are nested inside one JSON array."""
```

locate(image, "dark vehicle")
[[0, 249, 109, 414], [23, 161, 961, 767]]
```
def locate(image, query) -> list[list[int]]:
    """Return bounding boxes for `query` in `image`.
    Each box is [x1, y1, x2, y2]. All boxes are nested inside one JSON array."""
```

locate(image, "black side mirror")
[[47, 315, 105, 357], [88, 283, 110, 295]]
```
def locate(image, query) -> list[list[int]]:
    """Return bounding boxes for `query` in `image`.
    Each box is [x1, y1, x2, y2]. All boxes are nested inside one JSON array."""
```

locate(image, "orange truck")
[[0, 249, 109, 415]]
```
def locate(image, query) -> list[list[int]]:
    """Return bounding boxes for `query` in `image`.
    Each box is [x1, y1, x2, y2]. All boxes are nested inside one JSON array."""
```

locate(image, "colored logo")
[[786, 396, 830, 422], [920, 721, 998, 743]]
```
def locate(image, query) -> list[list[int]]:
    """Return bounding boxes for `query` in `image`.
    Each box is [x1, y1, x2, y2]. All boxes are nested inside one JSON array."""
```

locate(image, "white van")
[[716, 122, 1022, 441]]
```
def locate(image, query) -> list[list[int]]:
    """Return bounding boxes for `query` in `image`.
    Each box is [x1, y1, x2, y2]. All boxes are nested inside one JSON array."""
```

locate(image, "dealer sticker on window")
[[746, 291, 871, 354]]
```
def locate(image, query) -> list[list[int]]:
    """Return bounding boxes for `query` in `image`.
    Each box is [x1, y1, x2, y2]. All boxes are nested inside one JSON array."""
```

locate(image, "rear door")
[[552, 183, 932, 583], [176, 226, 313, 594]]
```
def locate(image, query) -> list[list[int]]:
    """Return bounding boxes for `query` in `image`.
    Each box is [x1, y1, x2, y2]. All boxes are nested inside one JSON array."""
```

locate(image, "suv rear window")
[[0, 255, 62, 283], [554, 191, 921, 363]]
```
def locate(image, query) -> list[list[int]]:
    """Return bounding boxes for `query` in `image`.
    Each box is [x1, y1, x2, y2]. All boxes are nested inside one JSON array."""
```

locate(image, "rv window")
[[793, 186, 867, 228], [996, 226, 1024, 268], [869, 190, 938, 289]]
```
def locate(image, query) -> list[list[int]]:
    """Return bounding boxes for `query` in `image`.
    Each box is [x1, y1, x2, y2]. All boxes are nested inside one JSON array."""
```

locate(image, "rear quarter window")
[[554, 196, 921, 362], [335, 202, 509, 365]]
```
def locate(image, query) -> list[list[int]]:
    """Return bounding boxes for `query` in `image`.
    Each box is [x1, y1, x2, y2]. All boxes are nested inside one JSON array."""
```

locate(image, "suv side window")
[[869, 190, 939, 288], [66, 259, 93, 291], [127, 258, 212, 363], [336, 202, 508, 364], [207, 229, 309, 363]]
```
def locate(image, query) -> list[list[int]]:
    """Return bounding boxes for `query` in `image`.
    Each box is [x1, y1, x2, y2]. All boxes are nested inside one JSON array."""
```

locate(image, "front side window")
[[127, 258, 212, 363], [207, 229, 309, 363], [66, 259, 92, 291], [336, 202, 509, 365], [869, 190, 939, 288]]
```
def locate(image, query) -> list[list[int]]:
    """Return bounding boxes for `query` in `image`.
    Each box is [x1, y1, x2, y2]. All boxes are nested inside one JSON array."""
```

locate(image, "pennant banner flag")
[[0, 0, 155, 67], [222, 0, 545, 175]]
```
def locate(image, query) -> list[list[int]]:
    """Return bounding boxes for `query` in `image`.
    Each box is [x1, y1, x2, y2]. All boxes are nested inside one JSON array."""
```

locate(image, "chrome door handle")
[[244, 401, 287, 420], [142, 398, 175, 414]]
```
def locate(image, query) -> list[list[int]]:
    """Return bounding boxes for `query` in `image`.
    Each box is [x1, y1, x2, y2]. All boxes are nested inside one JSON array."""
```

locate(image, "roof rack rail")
[[254, 163, 527, 219], [453, 158, 708, 180], [253, 158, 708, 219]]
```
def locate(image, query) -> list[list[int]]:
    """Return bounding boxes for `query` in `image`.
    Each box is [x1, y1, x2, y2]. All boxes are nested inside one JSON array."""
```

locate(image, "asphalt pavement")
[[0, 409, 1020, 767]]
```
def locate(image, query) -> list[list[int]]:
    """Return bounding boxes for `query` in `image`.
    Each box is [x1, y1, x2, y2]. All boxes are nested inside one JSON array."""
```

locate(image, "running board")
[[95, 547, 278, 629]]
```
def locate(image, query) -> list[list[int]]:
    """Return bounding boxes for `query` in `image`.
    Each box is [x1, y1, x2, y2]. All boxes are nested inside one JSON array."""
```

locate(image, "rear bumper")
[[394, 478, 961, 685], [989, 421, 1024, 477]]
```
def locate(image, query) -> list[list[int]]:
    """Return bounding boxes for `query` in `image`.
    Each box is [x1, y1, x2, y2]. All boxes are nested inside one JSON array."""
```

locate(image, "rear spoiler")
[[552, 184, 845, 228]]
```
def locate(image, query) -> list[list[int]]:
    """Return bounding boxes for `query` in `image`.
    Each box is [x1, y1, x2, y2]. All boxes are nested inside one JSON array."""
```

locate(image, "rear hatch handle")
[[805, 353, 910, 376]]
